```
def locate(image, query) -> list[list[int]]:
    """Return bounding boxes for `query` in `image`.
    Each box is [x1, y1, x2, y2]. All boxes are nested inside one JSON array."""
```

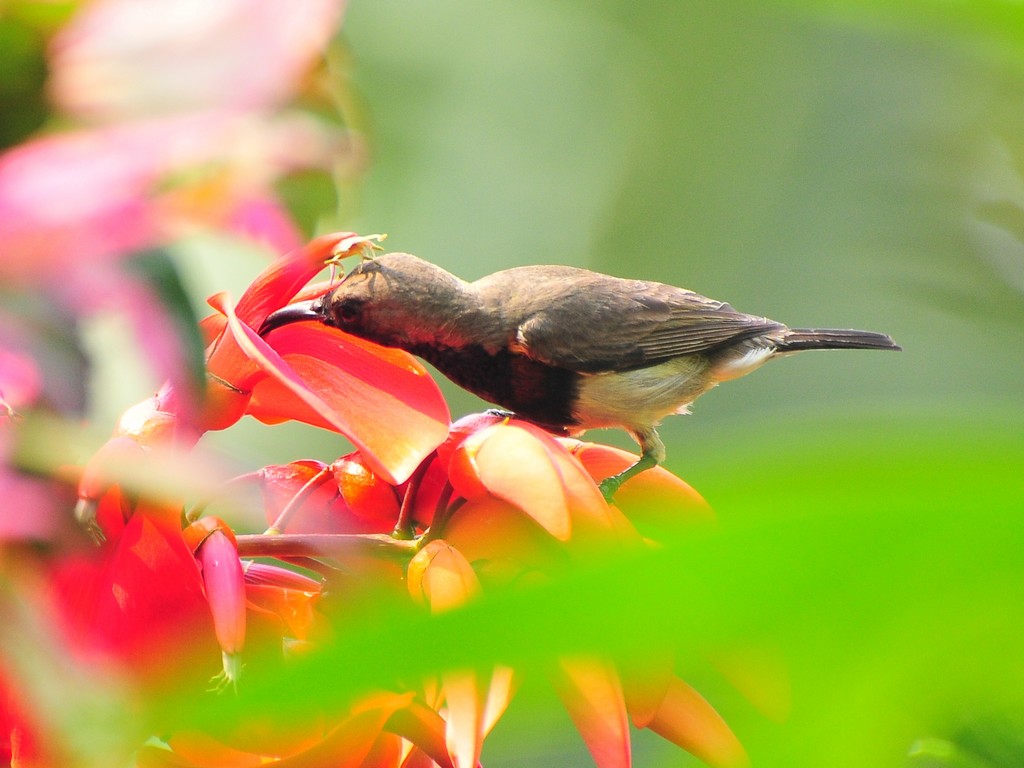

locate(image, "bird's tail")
[[777, 328, 901, 352]]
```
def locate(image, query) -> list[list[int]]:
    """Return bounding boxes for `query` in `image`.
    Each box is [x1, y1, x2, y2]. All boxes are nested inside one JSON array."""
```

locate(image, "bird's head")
[[260, 253, 469, 350]]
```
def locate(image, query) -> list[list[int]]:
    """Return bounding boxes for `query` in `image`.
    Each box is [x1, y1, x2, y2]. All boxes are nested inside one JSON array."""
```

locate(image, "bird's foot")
[[597, 450, 658, 503], [598, 476, 622, 502]]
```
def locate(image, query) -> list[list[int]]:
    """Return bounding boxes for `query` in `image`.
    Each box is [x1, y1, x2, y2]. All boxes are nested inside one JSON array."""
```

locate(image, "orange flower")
[[407, 415, 745, 767], [560, 438, 715, 541], [549, 655, 631, 768], [407, 540, 500, 768]]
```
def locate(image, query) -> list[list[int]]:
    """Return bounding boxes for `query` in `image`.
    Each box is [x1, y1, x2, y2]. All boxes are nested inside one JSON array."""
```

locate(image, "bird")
[[260, 253, 900, 499]]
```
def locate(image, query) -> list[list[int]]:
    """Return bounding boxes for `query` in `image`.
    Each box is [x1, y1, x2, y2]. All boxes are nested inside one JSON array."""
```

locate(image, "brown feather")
[[472, 266, 784, 373]]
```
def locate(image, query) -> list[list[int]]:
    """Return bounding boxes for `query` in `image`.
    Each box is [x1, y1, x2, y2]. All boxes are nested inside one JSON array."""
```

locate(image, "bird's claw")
[[598, 476, 621, 502]]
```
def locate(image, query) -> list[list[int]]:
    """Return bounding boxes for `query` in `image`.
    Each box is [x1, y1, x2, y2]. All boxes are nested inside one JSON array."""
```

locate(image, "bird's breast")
[[409, 342, 580, 429]]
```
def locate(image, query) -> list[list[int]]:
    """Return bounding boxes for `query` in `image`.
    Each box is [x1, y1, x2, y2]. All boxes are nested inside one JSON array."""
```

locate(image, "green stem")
[[266, 466, 333, 535], [420, 484, 461, 545], [392, 456, 433, 540]]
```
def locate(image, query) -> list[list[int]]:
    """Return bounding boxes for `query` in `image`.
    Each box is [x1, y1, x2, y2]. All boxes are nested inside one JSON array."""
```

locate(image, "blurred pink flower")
[[0, 350, 75, 542], [0, 0, 355, 428], [0, 111, 353, 402], [0, 111, 351, 282], [0, 348, 40, 415], [48, 0, 346, 121]]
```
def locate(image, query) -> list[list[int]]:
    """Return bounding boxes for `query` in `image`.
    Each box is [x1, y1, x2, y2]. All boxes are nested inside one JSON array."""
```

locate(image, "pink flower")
[[185, 518, 247, 686], [48, 0, 347, 121]]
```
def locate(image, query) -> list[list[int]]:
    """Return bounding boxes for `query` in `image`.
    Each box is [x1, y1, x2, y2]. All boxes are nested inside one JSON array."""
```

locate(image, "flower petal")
[[197, 374, 253, 432], [384, 700, 454, 768], [184, 519, 247, 670], [271, 693, 415, 768], [244, 584, 320, 642], [259, 461, 348, 534], [212, 294, 448, 484], [405, 542, 486, 768], [64, 515, 215, 681], [78, 435, 148, 505], [233, 233, 381, 328], [442, 669, 485, 768], [646, 676, 748, 768], [0, 126, 162, 277], [481, 665, 517, 739], [449, 422, 644, 556], [0, 113, 269, 278], [194, 529, 246, 668], [0, 347, 41, 413], [241, 561, 322, 591], [332, 454, 402, 525], [550, 655, 631, 768], [619, 649, 675, 729], [226, 194, 304, 254], [442, 497, 568, 585], [358, 733, 402, 768], [435, 412, 507, 469], [524, 430, 639, 552], [562, 440, 715, 538], [0, 466, 69, 542], [406, 540, 480, 613], [163, 731, 264, 767], [449, 424, 573, 541], [114, 396, 180, 445]]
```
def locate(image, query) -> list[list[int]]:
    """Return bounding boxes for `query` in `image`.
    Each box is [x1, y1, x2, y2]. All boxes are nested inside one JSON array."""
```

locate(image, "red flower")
[[242, 561, 323, 644], [55, 229, 749, 768], [53, 512, 216, 690], [259, 456, 401, 536], [77, 233, 450, 539], [401, 415, 746, 767], [202, 233, 451, 484]]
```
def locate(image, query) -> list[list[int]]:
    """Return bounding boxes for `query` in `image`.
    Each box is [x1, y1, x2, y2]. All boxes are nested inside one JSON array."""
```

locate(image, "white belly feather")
[[572, 356, 713, 430], [571, 344, 777, 431]]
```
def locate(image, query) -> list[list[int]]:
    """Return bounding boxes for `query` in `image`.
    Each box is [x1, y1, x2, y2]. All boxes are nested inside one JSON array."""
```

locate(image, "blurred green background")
[[72, 1, 1024, 766], [123, 0, 1024, 473]]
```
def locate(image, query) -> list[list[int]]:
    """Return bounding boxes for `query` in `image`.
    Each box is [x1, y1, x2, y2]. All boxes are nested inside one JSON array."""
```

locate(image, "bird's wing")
[[513, 277, 785, 373]]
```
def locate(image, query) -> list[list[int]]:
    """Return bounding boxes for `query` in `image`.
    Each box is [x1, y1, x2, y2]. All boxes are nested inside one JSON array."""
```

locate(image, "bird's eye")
[[334, 299, 362, 324]]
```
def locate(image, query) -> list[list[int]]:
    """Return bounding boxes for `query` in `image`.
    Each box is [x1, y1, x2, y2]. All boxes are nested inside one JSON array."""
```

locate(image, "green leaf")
[[125, 248, 207, 405], [152, 415, 1024, 767]]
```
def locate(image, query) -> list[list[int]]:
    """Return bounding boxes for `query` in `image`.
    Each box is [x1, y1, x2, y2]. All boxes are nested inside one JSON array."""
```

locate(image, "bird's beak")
[[258, 299, 324, 336]]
